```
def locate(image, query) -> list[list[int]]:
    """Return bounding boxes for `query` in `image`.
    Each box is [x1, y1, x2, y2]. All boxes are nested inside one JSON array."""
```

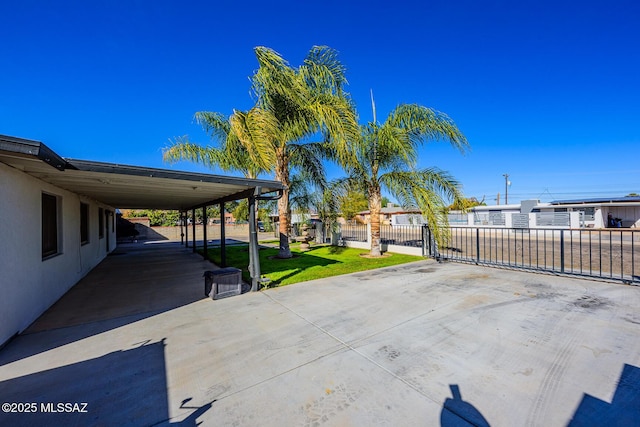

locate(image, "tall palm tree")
[[335, 99, 468, 257], [164, 46, 358, 258], [228, 46, 359, 258]]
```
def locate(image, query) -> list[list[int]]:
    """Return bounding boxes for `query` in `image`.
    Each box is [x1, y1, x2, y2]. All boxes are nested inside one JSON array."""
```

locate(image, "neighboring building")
[[450, 198, 640, 229], [353, 198, 640, 229], [0, 134, 284, 347], [269, 212, 320, 226], [356, 204, 421, 225], [544, 197, 640, 228], [205, 212, 234, 225]]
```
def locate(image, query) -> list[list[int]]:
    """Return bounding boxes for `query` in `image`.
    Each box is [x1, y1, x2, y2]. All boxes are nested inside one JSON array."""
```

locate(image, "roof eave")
[[0, 135, 67, 171]]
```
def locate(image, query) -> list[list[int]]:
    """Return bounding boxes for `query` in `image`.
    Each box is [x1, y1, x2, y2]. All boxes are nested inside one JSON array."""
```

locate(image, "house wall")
[[0, 162, 115, 347]]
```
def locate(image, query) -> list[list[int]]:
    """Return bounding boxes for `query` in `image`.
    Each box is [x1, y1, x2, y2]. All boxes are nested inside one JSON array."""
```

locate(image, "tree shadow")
[[205, 244, 342, 286], [322, 245, 348, 255], [440, 384, 490, 427], [568, 363, 640, 426], [0, 340, 212, 426], [259, 251, 340, 285]]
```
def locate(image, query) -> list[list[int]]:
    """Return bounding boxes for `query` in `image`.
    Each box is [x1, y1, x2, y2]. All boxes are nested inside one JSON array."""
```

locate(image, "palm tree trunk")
[[369, 184, 382, 257], [276, 156, 292, 258]]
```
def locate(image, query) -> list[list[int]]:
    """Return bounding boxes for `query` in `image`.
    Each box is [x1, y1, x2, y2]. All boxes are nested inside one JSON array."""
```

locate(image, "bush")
[[147, 210, 180, 227]]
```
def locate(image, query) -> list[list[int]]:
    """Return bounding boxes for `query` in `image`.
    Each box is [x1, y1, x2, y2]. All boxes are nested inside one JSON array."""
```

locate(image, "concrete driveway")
[[1, 242, 639, 426]]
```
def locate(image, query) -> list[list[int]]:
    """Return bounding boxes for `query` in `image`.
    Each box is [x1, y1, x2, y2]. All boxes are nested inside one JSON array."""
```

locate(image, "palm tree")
[[334, 98, 469, 257], [164, 46, 358, 258], [227, 46, 359, 258]]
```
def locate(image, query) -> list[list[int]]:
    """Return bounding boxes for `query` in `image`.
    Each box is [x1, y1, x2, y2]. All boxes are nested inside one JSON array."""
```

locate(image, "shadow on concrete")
[[206, 238, 247, 246], [0, 340, 212, 426], [568, 363, 640, 426], [0, 242, 212, 366], [136, 225, 171, 242], [116, 217, 169, 243], [440, 384, 490, 427], [0, 311, 164, 367]]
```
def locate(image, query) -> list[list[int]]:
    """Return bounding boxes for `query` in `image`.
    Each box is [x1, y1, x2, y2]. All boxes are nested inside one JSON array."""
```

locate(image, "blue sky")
[[2, 1, 639, 204]]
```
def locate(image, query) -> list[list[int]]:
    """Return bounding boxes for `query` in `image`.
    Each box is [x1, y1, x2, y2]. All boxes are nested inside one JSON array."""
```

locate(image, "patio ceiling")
[[0, 135, 284, 210]]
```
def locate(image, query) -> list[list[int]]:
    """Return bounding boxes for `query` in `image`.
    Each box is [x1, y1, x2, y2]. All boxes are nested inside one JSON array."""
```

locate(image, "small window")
[[42, 193, 60, 258], [98, 208, 104, 238], [80, 203, 89, 245]]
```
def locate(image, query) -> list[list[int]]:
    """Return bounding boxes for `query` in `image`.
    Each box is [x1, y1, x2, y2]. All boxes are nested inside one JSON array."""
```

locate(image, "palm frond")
[[194, 111, 231, 141], [301, 45, 348, 95], [229, 107, 279, 173], [387, 104, 469, 152], [305, 96, 359, 167], [288, 142, 327, 190], [380, 168, 464, 244], [375, 123, 418, 168], [162, 137, 222, 168], [252, 46, 306, 111]]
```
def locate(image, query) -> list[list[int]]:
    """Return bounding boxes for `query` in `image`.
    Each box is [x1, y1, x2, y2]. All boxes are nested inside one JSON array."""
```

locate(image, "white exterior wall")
[[0, 162, 116, 346]]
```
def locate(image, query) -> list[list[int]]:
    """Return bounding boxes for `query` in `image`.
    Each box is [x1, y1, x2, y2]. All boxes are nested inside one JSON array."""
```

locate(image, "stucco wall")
[[127, 224, 252, 241], [0, 162, 116, 346]]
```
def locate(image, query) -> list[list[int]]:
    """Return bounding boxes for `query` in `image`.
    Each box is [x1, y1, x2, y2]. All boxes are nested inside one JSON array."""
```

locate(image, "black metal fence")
[[336, 223, 424, 247], [428, 226, 640, 284], [381, 225, 423, 247], [339, 223, 368, 242]]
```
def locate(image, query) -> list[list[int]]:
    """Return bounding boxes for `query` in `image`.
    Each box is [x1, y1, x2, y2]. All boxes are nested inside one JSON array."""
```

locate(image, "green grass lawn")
[[202, 243, 423, 287]]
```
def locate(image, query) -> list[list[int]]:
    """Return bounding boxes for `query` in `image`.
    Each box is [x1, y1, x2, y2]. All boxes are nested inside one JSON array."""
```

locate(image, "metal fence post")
[[476, 228, 480, 264], [560, 229, 565, 274]]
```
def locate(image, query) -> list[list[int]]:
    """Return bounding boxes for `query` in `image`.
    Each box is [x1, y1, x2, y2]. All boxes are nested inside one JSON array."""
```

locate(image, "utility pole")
[[503, 174, 510, 204]]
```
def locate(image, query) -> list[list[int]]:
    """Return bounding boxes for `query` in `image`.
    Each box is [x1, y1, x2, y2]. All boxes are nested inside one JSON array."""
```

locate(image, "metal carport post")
[[248, 187, 282, 291], [202, 206, 208, 260], [220, 201, 226, 267], [192, 208, 196, 253]]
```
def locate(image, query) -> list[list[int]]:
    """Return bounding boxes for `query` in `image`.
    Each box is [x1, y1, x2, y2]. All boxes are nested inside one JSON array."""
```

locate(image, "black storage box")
[[203, 267, 242, 300]]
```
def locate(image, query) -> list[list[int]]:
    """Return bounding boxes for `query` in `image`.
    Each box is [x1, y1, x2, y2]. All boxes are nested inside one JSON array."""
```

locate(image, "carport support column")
[[180, 211, 185, 245], [184, 211, 189, 248], [202, 206, 208, 260], [192, 208, 196, 253], [249, 187, 261, 292], [220, 202, 226, 268]]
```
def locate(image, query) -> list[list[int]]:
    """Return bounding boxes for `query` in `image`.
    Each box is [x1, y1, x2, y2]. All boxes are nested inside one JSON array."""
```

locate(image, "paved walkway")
[[1, 241, 639, 426]]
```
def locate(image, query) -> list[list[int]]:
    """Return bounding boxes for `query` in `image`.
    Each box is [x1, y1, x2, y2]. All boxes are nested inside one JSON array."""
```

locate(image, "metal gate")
[[423, 225, 640, 284]]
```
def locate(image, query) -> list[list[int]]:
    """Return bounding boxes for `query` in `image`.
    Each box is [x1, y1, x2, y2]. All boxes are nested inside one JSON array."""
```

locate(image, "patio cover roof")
[[550, 196, 640, 206], [0, 134, 285, 210]]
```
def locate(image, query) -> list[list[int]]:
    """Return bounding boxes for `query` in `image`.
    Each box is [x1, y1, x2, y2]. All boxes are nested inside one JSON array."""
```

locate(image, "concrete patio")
[[1, 241, 639, 426]]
